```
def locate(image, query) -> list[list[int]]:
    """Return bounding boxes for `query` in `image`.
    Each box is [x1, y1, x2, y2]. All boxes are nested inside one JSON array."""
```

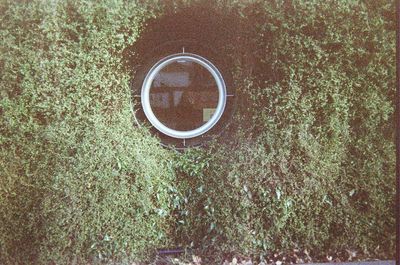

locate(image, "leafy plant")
[[0, 0, 395, 264]]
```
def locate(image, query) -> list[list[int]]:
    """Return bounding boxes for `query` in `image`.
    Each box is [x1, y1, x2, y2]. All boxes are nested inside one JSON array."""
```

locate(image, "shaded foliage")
[[1, 1, 175, 264], [170, 0, 396, 262], [0, 0, 395, 264]]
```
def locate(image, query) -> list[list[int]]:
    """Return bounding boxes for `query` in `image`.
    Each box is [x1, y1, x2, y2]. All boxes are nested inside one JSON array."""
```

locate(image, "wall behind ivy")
[[0, 1, 177, 264], [167, 0, 396, 261], [0, 0, 395, 264]]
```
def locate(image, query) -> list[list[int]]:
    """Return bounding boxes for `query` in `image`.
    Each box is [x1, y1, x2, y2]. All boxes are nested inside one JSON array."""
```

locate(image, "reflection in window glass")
[[149, 60, 218, 131]]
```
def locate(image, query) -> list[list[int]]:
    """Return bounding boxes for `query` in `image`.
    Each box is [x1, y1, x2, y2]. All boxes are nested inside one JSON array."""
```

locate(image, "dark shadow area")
[[124, 3, 256, 148]]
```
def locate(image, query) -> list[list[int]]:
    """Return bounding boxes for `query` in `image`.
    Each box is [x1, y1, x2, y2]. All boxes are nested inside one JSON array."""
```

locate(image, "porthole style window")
[[131, 41, 235, 149], [141, 53, 226, 139]]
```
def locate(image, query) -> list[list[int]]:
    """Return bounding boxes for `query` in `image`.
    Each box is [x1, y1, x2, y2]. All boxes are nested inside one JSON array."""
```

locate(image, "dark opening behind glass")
[[149, 60, 219, 131]]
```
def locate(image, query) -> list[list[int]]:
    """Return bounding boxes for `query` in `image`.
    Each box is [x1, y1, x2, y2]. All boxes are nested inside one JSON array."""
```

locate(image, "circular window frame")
[[141, 53, 227, 139]]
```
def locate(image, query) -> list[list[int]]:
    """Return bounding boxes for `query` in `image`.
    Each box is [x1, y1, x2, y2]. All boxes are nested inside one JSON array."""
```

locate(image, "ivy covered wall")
[[0, 0, 395, 264]]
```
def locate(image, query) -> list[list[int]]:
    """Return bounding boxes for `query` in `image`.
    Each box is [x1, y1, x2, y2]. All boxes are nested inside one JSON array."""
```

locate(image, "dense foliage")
[[0, 1, 176, 264], [0, 0, 395, 264]]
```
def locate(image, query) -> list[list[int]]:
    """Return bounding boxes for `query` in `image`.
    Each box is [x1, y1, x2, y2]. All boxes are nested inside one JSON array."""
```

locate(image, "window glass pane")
[[149, 60, 219, 131]]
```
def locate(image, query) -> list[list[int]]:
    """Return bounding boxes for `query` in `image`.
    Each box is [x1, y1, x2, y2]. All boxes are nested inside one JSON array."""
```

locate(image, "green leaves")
[[0, 0, 395, 263], [169, 0, 395, 261], [0, 1, 174, 264]]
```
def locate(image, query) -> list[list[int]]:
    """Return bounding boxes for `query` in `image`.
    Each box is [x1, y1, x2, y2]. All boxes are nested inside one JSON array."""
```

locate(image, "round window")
[[131, 41, 235, 149], [141, 53, 226, 139]]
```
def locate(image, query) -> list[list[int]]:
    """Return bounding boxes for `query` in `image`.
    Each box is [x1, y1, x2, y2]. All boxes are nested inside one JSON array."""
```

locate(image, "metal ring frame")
[[141, 53, 227, 139]]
